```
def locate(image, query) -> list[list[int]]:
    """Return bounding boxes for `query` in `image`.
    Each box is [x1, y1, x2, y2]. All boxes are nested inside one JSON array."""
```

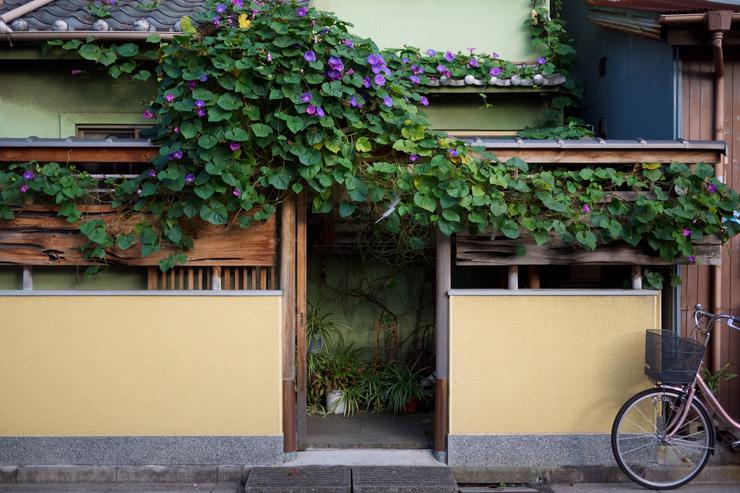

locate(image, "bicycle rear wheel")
[[611, 387, 714, 490]]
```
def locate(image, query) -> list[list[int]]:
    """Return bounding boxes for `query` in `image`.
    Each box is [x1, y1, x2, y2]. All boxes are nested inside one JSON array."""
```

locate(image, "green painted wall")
[[0, 268, 21, 289], [309, 255, 434, 363], [0, 64, 155, 138], [0, 267, 146, 290], [313, 0, 539, 60], [425, 91, 551, 131]]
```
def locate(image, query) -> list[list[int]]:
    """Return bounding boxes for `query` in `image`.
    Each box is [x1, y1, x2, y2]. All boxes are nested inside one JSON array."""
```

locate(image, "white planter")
[[326, 389, 345, 415]]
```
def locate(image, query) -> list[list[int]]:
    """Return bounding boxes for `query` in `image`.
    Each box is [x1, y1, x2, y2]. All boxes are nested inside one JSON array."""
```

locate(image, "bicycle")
[[611, 303, 740, 490]]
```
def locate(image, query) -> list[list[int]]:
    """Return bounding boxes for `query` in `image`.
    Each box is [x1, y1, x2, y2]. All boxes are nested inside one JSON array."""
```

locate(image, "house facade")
[[0, 0, 732, 474], [564, 0, 740, 417]]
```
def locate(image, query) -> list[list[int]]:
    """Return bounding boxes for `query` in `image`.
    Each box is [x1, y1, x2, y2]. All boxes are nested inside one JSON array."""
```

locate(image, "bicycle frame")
[[665, 307, 740, 440]]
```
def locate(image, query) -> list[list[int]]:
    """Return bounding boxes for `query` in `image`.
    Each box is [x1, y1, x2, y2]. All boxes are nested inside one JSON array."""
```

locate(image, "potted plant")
[[307, 340, 366, 416], [306, 302, 348, 353], [379, 364, 432, 415]]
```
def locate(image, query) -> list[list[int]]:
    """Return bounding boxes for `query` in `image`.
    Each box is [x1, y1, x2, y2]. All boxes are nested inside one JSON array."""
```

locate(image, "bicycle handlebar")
[[694, 304, 740, 331]]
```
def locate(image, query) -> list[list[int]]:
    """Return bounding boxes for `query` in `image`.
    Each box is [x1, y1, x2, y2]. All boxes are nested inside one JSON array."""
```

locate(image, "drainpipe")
[[707, 11, 732, 374]]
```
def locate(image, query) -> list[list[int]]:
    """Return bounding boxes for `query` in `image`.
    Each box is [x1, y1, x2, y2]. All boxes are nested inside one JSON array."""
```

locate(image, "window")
[[75, 124, 151, 140]]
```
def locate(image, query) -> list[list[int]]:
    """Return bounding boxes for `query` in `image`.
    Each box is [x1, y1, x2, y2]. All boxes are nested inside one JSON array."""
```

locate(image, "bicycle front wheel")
[[611, 387, 714, 490]]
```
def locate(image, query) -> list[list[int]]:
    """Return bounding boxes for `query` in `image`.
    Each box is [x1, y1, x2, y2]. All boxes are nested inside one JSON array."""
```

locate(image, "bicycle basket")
[[644, 330, 705, 384]]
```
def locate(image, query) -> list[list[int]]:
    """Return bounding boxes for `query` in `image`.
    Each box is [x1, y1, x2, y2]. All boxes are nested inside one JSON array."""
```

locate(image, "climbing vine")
[[1, 0, 738, 271]]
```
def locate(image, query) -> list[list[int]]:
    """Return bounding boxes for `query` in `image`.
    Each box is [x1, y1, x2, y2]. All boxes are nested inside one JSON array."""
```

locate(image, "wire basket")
[[644, 330, 705, 384]]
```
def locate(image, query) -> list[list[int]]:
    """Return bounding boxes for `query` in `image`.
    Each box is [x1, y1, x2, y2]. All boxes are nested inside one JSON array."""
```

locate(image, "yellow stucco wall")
[[0, 295, 282, 437], [449, 292, 660, 435]]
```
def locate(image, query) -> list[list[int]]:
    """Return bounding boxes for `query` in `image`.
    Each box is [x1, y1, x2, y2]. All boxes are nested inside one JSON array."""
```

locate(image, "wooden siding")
[[680, 46, 740, 417]]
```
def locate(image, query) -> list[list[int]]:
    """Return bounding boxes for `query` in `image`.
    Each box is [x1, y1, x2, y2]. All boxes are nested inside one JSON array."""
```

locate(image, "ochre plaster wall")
[[449, 292, 660, 435], [0, 295, 282, 437]]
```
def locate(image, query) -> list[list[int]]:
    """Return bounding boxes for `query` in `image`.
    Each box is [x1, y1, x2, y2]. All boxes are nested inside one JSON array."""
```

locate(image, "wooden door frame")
[[283, 197, 450, 457]]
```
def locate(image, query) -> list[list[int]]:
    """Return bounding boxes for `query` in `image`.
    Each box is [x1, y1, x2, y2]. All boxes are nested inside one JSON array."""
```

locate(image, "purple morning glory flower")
[[707, 183, 718, 193], [196, 109, 206, 118], [170, 150, 184, 160], [304, 51, 316, 62], [233, 188, 242, 197], [327, 70, 342, 80], [489, 67, 503, 77], [212, 16, 221, 26], [367, 54, 384, 67], [448, 149, 459, 158], [185, 173, 195, 184], [316, 107, 325, 117], [374, 74, 386, 86], [230, 142, 241, 152], [267, 53, 273, 62], [537, 57, 547, 65], [22, 170, 34, 180], [187, 81, 197, 91], [164, 93, 175, 103], [688, 255, 697, 264], [581, 204, 591, 214], [346, 68, 354, 76], [143, 110, 154, 119], [215, 3, 226, 13], [409, 154, 418, 162], [301, 92, 313, 103], [20, 184, 29, 193], [363, 77, 371, 89], [444, 51, 455, 62], [436, 64, 451, 77], [195, 99, 205, 108], [296, 6, 307, 16], [342, 39, 354, 48], [468, 58, 479, 68], [147, 169, 157, 178], [411, 65, 424, 75], [409, 75, 421, 85], [426, 49, 437, 56], [383, 96, 393, 108], [419, 96, 429, 106], [492, 52, 500, 59], [231, 0, 242, 7], [350, 96, 358, 108], [328, 56, 344, 71], [467, 47, 476, 54], [173, 127, 180, 134], [401, 57, 410, 64], [199, 73, 208, 82], [306, 105, 317, 116], [683, 228, 692, 238]]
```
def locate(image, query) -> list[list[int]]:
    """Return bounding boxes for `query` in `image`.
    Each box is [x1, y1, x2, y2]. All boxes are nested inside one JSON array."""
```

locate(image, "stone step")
[[352, 466, 458, 493], [245, 466, 458, 493], [245, 466, 350, 493]]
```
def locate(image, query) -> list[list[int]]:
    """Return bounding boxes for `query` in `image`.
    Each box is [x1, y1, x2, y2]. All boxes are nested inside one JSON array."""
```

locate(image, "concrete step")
[[245, 467, 350, 493], [245, 466, 457, 493], [352, 467, 457, 493]]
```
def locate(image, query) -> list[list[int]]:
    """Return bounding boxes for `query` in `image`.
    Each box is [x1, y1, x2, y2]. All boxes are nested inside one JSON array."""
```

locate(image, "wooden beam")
[[632, 266, 643, 290], [484, 149, 722, 165], [0, 147, 158, 164], [281, 194, 297, 454], [295, 192, 308, 450], [0, 208, 276, 267], [456, 235, 721, 267], [434, 231, 451, 454], [528, 266, 541, 289]]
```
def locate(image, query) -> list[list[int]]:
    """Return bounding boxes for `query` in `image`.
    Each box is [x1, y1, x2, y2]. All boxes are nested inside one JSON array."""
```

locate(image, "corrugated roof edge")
[[0, 137, 726, 153], [0, 137, 159, 148], [460, 138, 727, 153]]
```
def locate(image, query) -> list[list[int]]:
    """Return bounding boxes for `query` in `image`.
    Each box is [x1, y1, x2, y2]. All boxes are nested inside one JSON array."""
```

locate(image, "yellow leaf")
[[180, 16, 196, 34], [642, 162, 661, 170], [238, 14, 252, 30]]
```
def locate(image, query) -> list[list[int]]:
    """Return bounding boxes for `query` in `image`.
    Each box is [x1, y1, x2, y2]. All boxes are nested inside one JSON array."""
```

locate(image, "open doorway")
[[300, 209, 436, 449]]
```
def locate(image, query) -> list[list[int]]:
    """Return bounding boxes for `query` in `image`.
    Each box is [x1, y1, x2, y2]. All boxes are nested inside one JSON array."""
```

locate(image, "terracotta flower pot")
[[404, 396, 418, 415]]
